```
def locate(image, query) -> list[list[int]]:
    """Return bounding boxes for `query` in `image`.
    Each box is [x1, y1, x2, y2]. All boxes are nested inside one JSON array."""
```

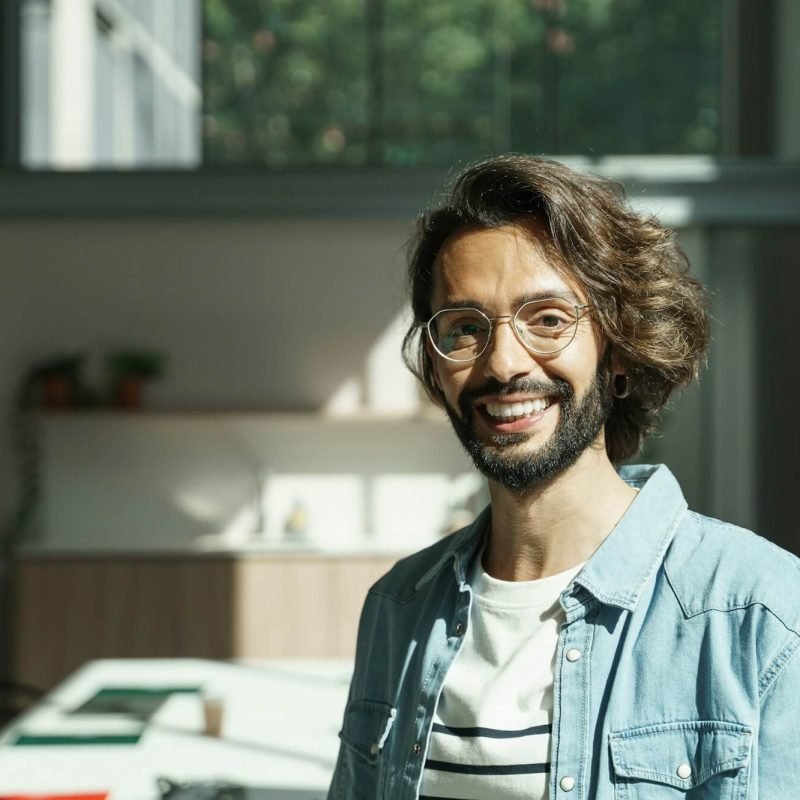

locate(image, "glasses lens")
[[514, 299, 580, 353], [429, 309, 490, 361]]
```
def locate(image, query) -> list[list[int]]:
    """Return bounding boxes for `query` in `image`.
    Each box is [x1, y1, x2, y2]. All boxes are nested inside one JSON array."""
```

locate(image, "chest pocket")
[[333, 699, 397, 799], [609, 720, 752, 799]]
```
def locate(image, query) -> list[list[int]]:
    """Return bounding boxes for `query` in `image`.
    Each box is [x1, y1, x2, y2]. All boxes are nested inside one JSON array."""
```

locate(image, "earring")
[[613, 373, 630, 399]]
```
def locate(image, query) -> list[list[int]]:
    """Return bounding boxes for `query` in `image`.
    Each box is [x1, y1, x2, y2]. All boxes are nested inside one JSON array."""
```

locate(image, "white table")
[[0, 659, 352, 800]]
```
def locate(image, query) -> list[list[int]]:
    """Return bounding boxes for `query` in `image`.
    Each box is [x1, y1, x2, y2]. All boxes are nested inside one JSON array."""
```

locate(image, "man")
[[329, 155, 800, 799]]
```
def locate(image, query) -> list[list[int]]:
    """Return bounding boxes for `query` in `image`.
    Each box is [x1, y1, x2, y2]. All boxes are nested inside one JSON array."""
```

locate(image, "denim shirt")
[[329, 464, 800, 799]]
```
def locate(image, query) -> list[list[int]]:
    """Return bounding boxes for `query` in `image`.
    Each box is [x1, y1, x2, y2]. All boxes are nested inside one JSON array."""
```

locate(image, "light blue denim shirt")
[[329, 464, 800, 799]]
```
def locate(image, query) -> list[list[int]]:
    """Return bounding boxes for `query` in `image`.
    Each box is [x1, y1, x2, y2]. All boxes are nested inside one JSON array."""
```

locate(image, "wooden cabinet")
[[12, 553, 398, 691]]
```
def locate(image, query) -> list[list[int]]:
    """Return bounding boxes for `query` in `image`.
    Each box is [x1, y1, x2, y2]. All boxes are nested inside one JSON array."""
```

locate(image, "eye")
[[518, 301, 576, 336], [435, 311, 488, 339], [448, 321, 483, 337], [431, 309, 490, 356], [535, 312, 569, 329]]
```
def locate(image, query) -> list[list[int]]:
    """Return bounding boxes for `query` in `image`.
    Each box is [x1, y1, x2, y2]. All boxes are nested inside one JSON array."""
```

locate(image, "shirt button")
[[368, 742, 379, 757], [559, 776, 576, 792], [411, 742, 421, 756], [454, 622, 465, 636], [565, 648, 582, 662], [677, 763, 692, 779]]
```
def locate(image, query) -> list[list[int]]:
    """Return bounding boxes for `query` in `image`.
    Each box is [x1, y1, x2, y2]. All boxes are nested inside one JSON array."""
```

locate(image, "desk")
[[0, 659, 351, 800]]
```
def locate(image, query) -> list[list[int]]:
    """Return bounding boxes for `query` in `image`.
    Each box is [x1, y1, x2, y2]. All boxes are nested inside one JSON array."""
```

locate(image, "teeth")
[[485, 398, 551, 419]]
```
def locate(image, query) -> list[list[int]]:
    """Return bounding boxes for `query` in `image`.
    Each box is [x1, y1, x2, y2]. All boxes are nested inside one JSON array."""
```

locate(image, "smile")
[[482, 397, 553, 422]]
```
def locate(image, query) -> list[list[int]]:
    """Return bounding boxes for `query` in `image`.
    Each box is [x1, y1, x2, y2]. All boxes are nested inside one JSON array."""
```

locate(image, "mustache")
[[457, 376, 574, 415], [460, 376, 573, 403]]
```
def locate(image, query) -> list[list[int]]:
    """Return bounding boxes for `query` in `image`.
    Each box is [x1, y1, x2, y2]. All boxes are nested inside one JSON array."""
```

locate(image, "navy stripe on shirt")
[[419, 796, 476, 800], [424, 759, 551, 776], [419, 796, 474, 800], [431, 722, 552, 738]]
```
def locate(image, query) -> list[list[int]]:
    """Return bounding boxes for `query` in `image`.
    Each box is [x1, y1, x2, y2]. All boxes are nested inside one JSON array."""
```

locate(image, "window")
[[19, 0, 723, 170], [21, 0, 201, 168]]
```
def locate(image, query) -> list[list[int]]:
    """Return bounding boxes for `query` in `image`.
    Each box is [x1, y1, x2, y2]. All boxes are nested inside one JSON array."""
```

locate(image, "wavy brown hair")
[[402, 154, 709, 463]]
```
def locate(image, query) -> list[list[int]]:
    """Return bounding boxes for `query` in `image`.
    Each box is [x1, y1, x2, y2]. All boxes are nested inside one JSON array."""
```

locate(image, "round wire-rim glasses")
[[426, 297, 591, 363]]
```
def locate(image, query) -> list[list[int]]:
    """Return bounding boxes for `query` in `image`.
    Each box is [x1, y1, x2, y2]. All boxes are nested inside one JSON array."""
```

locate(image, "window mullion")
[[0, 0, 22, 167]]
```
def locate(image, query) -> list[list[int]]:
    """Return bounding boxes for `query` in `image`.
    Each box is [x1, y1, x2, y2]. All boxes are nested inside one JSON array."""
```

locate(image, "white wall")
[[0, 216, 781, 551], [1, 217, 415, 408], [37, 413, 480, 552], [0, 217, 433, 544]]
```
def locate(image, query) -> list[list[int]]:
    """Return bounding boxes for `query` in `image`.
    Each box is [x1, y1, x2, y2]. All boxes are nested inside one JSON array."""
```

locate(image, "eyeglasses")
[[426, 297, 590, 363]]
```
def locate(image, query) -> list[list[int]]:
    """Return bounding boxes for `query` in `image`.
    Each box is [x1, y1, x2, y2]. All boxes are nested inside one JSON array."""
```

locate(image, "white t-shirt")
[[419, 556, 583, 800]]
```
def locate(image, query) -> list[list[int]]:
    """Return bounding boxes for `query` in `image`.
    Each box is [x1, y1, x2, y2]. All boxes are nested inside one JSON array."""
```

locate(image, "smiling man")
[[328, 155, 800, 799]]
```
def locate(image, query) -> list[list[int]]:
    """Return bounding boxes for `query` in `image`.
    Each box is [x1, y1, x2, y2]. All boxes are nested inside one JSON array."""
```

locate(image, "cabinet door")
[[13, 558, 234, 690], [232, 557, 397, 659], [12, 556, 396, 690]]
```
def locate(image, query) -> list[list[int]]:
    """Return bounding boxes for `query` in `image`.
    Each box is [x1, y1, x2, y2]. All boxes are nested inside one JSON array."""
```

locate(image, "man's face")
[[428, 222, 613, 492]]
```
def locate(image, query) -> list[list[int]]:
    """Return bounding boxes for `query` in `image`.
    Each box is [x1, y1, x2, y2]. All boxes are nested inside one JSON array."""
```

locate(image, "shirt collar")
[[415, 505, 490, 591], [415, 464, 687, 608], [574, 463, 687, 610]]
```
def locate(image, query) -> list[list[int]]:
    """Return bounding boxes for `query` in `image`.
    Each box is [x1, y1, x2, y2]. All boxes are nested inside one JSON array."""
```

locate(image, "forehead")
[[431, 221, 586, 312]]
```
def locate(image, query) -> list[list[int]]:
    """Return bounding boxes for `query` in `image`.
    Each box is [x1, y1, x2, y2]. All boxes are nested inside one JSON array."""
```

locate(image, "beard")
[[442, 365, 614, 494]]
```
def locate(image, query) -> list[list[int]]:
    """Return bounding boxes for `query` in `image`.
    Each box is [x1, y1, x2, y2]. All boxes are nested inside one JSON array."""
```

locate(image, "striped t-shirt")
[[419, 556, 583, 800]]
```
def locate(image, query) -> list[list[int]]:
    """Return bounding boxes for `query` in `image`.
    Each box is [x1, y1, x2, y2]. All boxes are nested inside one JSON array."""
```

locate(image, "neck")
[[482, 441, 638, 581]]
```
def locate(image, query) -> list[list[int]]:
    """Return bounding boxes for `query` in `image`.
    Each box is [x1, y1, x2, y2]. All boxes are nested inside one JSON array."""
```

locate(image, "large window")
[[21, 0, 202, 168], [19, 0, 723, 170]]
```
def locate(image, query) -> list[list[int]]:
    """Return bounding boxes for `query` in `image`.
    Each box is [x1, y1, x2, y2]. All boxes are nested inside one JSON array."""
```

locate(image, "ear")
[[608, 346, 626, 377]]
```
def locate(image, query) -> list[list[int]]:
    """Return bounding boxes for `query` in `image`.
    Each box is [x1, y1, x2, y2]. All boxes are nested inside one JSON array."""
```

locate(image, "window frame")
[[0, 0, 21, 168], [0, 159, 799, 226]]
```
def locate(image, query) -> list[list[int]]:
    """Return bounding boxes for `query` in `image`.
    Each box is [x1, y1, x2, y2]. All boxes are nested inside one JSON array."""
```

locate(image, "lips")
[[484, 397, 552, 422], [474, 394, 557, 433], [457, 378, 567, 436]]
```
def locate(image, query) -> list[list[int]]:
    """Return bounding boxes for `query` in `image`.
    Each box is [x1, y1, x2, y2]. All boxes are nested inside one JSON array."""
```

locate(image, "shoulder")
[[664, 510, 800, 633], [368, 532, 465, 605]]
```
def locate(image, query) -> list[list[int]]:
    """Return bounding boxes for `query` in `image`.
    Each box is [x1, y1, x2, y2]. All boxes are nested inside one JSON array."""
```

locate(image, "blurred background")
[[0, 0, 798, 732]]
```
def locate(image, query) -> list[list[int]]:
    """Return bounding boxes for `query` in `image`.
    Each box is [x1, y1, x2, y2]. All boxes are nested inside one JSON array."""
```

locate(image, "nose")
[[481, 317, 536, 383]]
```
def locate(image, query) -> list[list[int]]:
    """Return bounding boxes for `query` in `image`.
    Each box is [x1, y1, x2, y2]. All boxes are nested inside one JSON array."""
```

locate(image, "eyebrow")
[[434, 289, 584, 315]]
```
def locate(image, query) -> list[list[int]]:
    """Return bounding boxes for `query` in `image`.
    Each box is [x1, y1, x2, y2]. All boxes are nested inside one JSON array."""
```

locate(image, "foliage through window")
[[203, 0, 723, 167], [19, 0, 723, 169]]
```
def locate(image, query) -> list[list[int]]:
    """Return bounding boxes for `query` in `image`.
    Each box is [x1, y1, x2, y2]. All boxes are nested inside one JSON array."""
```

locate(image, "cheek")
[[560, 332, 603, 389], [426, 339, 444, 393], [427, 339, 470, 399], [436, 365, 472, 409]]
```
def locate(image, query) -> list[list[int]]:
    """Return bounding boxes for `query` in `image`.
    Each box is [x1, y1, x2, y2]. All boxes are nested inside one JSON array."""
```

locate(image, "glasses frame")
[[426, 298, 591, 363]]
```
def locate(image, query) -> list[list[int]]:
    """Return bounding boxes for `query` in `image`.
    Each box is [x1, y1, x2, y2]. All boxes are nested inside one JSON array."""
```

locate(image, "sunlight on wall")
[[372, 473, 484, 547], [325, 307, 420, 417], [365, 306, 419, 414], [37, 413, 478, 553], [325, 377, 363, 416]]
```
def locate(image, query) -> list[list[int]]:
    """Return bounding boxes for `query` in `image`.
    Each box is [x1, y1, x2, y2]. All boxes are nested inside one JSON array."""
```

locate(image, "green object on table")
[[92, 686, 202, 696], [73, 685, 202, 716], [13, 732, 143, 746], [13, 686, 203, 745]]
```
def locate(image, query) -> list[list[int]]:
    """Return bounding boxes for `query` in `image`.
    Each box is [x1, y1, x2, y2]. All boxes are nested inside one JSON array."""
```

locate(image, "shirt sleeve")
[[757, 636, 800, 795], [327, 589, 383, 799]]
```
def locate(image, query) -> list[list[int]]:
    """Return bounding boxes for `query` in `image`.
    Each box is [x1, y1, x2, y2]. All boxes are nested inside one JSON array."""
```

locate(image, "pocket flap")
[[609, 721, 752, 788], [339, 699, 397, 764]]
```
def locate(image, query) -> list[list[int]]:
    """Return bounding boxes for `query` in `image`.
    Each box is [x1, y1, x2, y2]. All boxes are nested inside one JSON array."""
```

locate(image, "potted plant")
[[34, 354, 85, 410], [107, 350, 166, 410]]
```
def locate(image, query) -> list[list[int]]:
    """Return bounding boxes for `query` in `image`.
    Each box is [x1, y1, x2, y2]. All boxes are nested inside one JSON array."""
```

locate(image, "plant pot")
[[113, 375, 145, 410], [42, 375, 74, 409]]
